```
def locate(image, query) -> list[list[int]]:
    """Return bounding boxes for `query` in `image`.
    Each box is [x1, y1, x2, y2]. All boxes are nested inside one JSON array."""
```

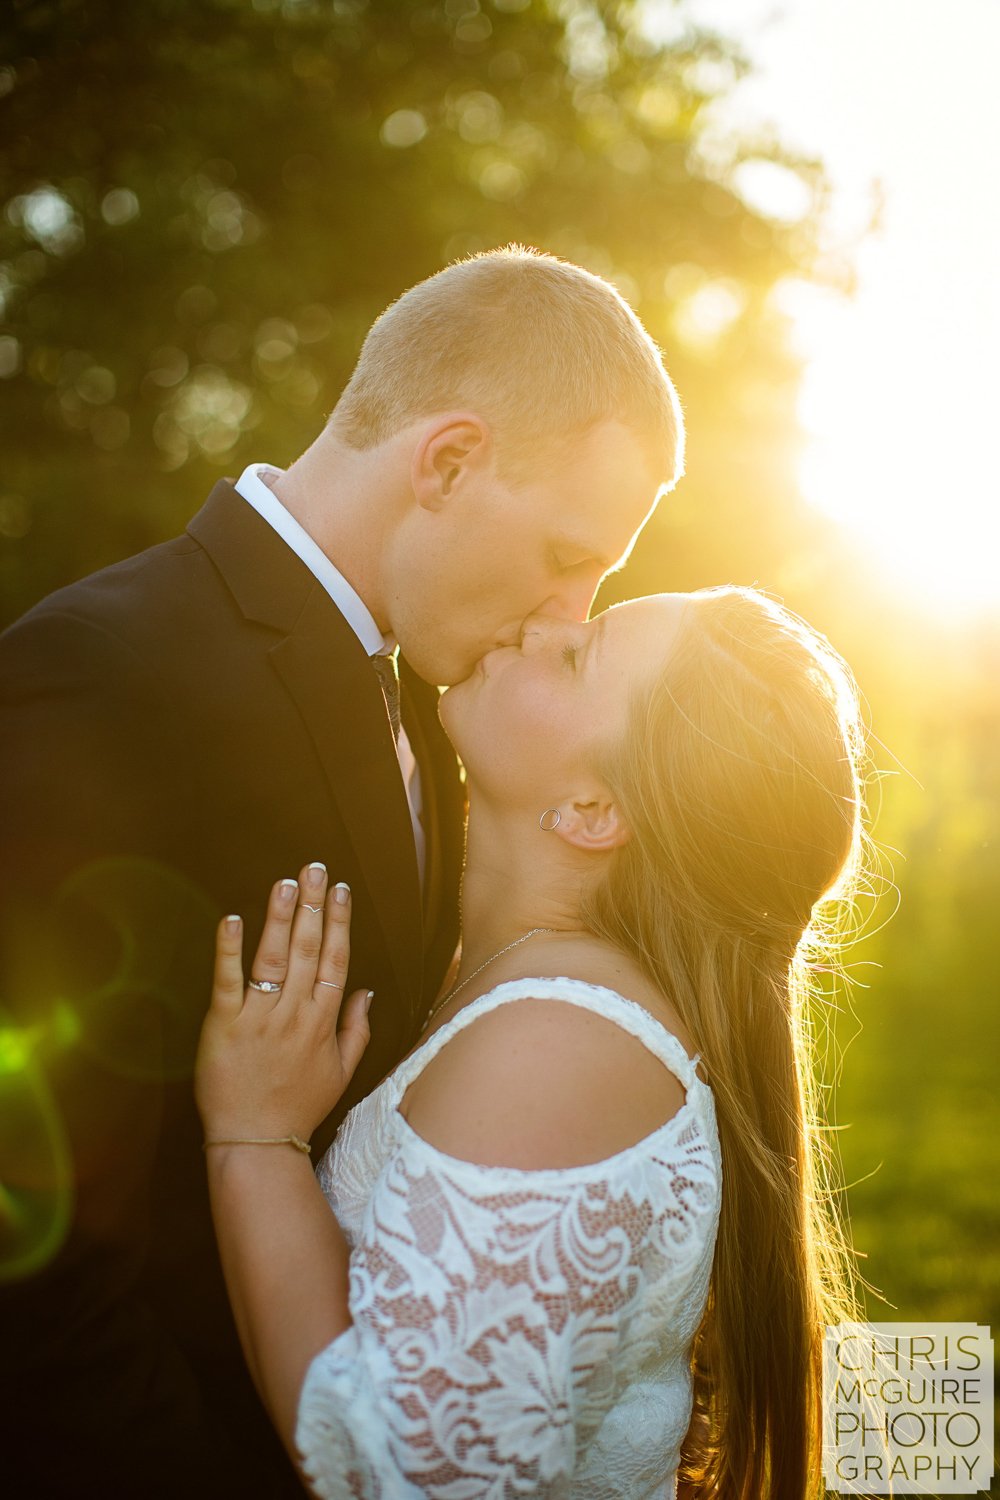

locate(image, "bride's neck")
[[456, 799, 586, 977]]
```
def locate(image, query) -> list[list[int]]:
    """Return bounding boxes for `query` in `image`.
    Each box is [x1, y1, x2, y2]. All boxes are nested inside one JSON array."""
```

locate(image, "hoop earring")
[[539, 808, 562, 832]]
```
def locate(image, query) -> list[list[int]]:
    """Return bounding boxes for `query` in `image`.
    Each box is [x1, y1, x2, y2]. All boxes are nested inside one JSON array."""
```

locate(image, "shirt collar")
[[233, 462, 394, 657]]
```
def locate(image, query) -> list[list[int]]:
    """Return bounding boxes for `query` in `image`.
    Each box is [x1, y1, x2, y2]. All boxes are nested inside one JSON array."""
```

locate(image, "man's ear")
[[551, 794, 631, 854], [411, 413, 492, 512]]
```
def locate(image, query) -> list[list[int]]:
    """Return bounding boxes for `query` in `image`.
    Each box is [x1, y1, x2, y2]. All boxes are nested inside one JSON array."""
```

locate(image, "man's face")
[[392, 419, 664, 686]]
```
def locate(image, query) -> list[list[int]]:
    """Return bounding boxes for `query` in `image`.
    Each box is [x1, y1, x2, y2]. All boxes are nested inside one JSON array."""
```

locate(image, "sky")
[[650, 0, 1000, 617]]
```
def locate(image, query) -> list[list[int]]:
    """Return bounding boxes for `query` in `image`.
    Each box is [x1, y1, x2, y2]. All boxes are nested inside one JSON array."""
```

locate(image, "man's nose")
[[541, 574, 600, 625]]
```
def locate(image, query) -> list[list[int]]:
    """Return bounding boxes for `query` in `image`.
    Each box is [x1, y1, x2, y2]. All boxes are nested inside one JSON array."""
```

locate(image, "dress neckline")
[[409, 975, 702, 1072]]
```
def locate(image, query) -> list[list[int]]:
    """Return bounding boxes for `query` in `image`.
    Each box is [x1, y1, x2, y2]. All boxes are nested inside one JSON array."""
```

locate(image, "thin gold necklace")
[[420, 927, 557, 1034]]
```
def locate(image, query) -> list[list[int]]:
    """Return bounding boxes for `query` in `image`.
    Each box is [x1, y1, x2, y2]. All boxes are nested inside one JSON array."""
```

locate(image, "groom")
[[0, 247, 683, 1496]]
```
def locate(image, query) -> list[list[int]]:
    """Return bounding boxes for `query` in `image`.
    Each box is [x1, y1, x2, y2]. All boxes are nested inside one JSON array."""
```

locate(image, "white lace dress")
[[295, 978, 723, 1500]]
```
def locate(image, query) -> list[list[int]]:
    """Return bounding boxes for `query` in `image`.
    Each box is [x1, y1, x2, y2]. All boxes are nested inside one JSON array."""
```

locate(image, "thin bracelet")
[[202, 1135, 312, 1155]]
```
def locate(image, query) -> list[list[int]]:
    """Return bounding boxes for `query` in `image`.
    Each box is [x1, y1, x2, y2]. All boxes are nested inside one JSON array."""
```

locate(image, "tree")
[[0, 0, 833, 622]]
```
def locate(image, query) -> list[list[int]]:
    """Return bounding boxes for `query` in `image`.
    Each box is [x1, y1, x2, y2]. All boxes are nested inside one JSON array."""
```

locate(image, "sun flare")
[[780, 270, 1000, 618], [682, 0, 1000, 620]]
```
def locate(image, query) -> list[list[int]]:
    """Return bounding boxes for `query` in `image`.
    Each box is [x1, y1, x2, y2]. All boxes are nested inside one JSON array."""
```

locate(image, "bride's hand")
[[195, 863, 373, 1143]]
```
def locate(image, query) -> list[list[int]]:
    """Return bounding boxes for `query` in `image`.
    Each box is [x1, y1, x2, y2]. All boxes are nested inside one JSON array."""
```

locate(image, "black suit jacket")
[[0, 479, 464, 1496]]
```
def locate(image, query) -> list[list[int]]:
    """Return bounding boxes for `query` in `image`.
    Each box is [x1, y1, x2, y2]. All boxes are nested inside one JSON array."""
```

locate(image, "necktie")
[[372, 650, 401, 742]]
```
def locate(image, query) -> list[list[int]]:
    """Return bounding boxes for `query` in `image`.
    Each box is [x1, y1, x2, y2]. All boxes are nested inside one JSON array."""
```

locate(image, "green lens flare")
[[51, 857, 218, 1081], [0, 1010, 73, 1281]]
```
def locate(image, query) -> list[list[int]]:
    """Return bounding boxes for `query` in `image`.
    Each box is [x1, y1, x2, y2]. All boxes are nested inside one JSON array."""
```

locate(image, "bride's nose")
[[518, 613, 574, 652]]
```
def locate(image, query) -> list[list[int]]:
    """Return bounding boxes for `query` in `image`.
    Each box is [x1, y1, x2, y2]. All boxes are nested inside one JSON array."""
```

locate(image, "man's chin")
[[442, 651, 488, 689], [404, 636, 491, 690], [399, 643, 466, 690], [440, 665, 479, 695]]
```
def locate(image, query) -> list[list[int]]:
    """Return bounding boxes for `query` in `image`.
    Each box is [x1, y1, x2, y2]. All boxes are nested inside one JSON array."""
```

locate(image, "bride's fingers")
[[247, 877, 299, 999], [283, 861, 329, 996], [336, 988, 374, 1083], [312, 881, 352, 1005], [212, 914, 244, 1017]]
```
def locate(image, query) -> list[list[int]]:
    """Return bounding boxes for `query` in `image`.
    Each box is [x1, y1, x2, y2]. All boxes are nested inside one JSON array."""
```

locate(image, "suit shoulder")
[[0, 529, 214, 687], [0, 527, 225, 658], [16, 531, 202, 621]]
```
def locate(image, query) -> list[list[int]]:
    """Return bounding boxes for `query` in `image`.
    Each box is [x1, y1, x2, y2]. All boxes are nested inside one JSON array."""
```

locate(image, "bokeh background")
[[2, 0, 997, 1430]]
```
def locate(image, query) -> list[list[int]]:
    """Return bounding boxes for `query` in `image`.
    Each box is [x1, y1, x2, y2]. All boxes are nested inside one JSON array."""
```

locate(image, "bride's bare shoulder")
[[398, 937, 700, 1172]]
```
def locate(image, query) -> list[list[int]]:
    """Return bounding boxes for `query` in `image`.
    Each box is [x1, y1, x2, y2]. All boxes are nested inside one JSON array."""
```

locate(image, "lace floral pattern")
[[296, 979, 723, 1500]]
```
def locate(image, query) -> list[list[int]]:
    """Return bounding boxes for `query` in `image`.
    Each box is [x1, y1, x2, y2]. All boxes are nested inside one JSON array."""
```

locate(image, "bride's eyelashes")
[[561, 643, 579, 670]]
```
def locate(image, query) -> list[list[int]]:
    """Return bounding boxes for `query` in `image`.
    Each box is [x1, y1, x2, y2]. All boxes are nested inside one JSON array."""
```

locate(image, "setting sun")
[[685, 0, 1000, 616], [789, 260, 1000, 614]]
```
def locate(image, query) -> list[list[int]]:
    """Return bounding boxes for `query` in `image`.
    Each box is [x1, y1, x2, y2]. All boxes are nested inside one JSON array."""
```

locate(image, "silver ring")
[[299, 903, 323, 913], [248, 978, 283, 993], [316, 980, 343, 990]]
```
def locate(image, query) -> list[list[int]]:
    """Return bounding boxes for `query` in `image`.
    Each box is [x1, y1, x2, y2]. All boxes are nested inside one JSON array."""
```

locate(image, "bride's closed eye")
[[561, 644, 578, 670]]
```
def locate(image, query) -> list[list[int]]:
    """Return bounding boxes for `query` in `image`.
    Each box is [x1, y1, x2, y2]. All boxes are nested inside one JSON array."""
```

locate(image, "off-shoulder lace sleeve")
[[294, 1100, 719, 1500]]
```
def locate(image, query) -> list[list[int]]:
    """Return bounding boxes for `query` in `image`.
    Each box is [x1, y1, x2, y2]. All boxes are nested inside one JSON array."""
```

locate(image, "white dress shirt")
[[233, 462, 426, 888]]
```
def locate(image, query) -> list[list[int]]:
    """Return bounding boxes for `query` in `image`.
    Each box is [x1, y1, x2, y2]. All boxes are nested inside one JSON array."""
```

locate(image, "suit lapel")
[[189, 480, 424, 1020], [188, 479, 313, 632]]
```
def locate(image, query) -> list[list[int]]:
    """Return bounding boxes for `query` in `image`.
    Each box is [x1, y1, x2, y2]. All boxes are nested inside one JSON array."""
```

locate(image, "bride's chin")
[[438, 666, 495, 749], [436, 682, 466, 737]]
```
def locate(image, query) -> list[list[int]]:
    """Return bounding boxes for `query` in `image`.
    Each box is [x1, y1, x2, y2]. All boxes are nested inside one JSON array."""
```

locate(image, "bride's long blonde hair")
[[582, 585, 873, 1500]]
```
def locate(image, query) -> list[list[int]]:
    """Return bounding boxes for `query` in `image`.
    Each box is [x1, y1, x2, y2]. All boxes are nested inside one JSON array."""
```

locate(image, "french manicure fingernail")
[[365, 991, 375, 1013], [334, 882, 351, 905], [225, 915, 242, 935], [279, 879, 298, 905], [307, 862, 327, 890]]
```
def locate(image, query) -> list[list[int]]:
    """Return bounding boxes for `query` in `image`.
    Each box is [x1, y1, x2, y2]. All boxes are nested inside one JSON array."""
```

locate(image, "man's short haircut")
[[327, 244, 684, 488]]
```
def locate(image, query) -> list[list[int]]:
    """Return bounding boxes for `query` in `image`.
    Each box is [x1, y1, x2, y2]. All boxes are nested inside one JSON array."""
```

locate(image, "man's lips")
[[477, 641, 520, 677]]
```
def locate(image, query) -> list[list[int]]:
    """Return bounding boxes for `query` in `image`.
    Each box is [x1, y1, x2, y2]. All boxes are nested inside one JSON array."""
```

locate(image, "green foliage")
[[827, 608, 1000, 1334], [0, 0, 827, 616]]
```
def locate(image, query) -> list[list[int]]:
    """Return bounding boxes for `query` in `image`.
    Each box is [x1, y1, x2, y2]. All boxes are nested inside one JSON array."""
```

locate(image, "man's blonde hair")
[[328, 244, 684, 486]]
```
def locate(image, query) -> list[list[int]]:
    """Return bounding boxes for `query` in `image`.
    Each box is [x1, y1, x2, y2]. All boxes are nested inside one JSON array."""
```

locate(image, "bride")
[[195, 584, 869, 1499]]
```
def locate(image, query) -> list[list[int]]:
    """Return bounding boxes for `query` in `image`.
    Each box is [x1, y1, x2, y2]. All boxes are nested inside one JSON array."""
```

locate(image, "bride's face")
[[440, 594, 691, 811]]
